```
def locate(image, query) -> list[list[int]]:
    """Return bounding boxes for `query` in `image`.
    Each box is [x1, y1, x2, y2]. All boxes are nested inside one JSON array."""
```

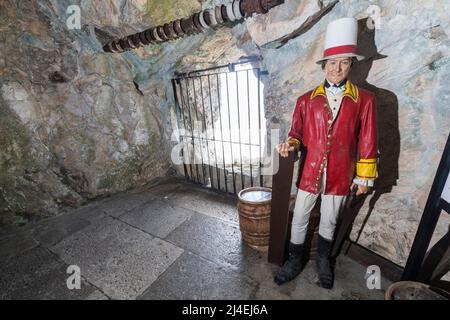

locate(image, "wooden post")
[[402, 133, 450, 281], [268, 151, 296, 265]]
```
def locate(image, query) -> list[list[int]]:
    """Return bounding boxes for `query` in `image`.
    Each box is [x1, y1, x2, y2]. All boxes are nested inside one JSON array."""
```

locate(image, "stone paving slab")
[[162, 188, 239, 226], [137, 179, 240, 226], [0, 217, 42, 240], [0, 231, 38, 266], [31, 214, 91, 248], [50, 216, 183, 300], [257, 255, 389, 300], [85, 290, 110, 300], [98, 194, 150, 218], [119, 199, 194, 239], [165, 213, 258, 272], [65, 204, 107, 222], [139, 251, 257, 300], [0, 225, 19, 239], [286, 256, 389, 300], [134, 178, 185, 198], [0, 246, 101, 300]]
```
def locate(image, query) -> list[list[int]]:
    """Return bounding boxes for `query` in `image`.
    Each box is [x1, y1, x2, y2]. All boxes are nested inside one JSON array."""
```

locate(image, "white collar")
[[325, 79, 345, 95]]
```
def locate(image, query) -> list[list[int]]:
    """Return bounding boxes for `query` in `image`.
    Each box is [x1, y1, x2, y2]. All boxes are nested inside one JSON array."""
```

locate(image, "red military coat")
[[288, 80, 378, 196]]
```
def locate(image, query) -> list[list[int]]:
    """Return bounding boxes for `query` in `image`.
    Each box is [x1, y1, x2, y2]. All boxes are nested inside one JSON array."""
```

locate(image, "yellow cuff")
[[287, 138, 301, 152], [356, 158, 377, 179]]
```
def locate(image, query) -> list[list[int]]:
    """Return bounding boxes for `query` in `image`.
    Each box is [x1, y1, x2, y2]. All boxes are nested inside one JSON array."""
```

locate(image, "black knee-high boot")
[[274, 242, 304, 285], [316, 235, 333, 289]]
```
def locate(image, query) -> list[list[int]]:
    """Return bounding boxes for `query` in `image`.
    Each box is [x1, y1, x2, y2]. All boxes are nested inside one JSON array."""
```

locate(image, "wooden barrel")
[[237, 187, 272, 250]]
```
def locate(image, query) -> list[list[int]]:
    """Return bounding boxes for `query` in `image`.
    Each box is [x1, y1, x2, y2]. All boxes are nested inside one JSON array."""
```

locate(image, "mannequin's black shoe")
[[274, 242, 304, 285], [316, 235, 333, 289]]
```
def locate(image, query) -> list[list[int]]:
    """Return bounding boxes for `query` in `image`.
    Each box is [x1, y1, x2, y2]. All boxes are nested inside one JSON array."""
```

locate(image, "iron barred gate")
[[172, 58, 266, 195]]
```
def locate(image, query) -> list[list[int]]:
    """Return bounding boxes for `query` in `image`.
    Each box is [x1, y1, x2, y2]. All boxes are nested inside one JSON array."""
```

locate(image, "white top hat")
[[316, 17, 365, 64]]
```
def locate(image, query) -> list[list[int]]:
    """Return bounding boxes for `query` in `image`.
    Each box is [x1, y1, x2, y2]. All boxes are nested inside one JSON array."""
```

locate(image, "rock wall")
[[1, 0, 449, 267], [0, 0, 174, 224]]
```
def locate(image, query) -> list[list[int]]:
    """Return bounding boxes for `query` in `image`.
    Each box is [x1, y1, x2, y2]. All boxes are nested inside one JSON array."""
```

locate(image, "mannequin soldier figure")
[[274, 17, 378, 289]]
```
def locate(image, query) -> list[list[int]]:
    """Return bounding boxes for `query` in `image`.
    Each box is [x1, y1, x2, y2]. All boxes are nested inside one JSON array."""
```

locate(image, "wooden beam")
[[402, 133, 450, 280], [268, 151, 296, 265]]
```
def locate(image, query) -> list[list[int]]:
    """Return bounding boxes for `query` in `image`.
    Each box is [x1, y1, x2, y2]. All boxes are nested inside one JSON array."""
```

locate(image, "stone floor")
[[0, 177, 391, 300]]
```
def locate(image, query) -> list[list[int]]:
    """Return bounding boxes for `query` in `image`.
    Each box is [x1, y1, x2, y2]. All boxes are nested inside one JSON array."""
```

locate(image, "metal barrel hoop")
[[233, 0, 243, 20], [152, 28, 163, 42], [215, 5, 224, 24], [110, 42, 120, 53], [199, 10, 210, 29], [163, 23, 175, 40], [119, 38, 130, 51], [114, 40, 124, 52], [226, 2, 236, 22], [208, 8, 218, 26], [221, 4, 230, 22], [110, 41, 119, 52], [127, 35, 137, 49], [145, 29, 156, 43], [192, 13, 203, 33], [173, 19, 184, 37], [132, 33, 142, 46], [157, 26, 168, 41], [139, 30, 151, 45], [203, 9, 213, 27]]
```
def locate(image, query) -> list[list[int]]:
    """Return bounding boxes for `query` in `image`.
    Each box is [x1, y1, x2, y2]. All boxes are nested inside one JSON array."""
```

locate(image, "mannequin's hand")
[[350, 183, 370, 196], [276, 142, 294, 158]]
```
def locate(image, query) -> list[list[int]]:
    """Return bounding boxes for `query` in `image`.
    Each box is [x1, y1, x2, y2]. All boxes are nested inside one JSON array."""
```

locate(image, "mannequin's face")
[[324, 57, 352, 84]]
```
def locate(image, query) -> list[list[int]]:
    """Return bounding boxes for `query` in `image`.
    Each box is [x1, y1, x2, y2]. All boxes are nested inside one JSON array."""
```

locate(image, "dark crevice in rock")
[[48, 71, 69, 83], [93, 27, 117, 45], [133, 80, 144, 96]]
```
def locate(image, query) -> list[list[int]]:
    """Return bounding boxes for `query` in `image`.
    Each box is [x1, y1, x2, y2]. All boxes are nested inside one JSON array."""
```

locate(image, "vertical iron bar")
[[199, 76, 213, 186], [257, 68, 263, 187], [191, 78, 207, 185], [225, 73, 236, 194], [235, 71, 245, 191], [207, 75, 221, 190], [216, 74, 228, 193], [182, 79, 196, 181], [178, 79, 193, 179], [246, 70, 253, 187], [184, 78, 200, 183], [171, 79, 188, 180]]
